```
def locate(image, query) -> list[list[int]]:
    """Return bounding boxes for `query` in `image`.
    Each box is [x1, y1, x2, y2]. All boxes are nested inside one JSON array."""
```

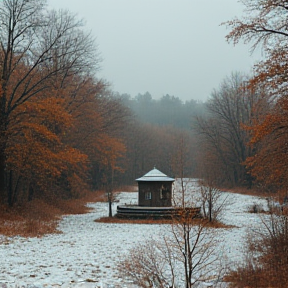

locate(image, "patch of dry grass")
[[221, 186, 268, 197], [95, 216, 173, 225], [114, 185, 138, 193], [0, 190, 105, 238], [95, 216, 233, 228]]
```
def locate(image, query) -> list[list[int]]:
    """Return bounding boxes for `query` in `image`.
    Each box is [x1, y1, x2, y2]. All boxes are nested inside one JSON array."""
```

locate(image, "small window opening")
[[145, 191, 152, 200], [160, 185, 168, 200]]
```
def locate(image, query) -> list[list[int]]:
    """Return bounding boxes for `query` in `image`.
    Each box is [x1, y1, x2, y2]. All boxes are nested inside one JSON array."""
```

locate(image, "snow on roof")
[[136, 167, 175, 182]]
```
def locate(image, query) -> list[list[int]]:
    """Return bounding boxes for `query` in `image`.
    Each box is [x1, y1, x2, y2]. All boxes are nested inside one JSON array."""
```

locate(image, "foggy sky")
[[48, 0, 262, 102]]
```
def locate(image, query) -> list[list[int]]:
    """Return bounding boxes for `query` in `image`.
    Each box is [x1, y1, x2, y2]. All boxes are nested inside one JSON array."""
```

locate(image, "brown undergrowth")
[[226, 228, 288, 288], [220, 186, 267, 197], [95, 216, 233, 228], [0, 190, 105, 238], [114, 185, 138, 193]]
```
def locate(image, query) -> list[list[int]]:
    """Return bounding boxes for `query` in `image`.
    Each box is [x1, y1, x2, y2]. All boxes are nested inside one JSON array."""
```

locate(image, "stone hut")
[[116, 168, 200, 218], [136, 167, 175, 207]]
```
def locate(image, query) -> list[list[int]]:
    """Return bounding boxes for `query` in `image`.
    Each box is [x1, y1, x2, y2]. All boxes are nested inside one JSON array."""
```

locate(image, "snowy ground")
[[0, 181, 268, 288]]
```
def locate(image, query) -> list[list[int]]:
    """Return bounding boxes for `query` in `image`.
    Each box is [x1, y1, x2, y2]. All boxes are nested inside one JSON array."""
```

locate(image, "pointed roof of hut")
[[136, 167, 175, 182]]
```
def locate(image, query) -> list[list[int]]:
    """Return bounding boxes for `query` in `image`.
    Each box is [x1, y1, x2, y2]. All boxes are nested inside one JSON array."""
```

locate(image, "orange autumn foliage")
[[1, 60, 128, 204], [97, 134, 126, 172], [242, 51, 288, 193], [0, 1, 107, 205], [59, 77, 128, 180], [6, 79, 128, 202], [5, 92, 88, 198], [224, 1, 288, 192], [0, 0, 130, 207], [245, 97, 288, 192]]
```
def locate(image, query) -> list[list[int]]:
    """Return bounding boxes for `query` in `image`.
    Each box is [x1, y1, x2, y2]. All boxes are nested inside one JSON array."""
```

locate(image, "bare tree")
[[194, 72, 268, 187], [119, 218, 224, 288], [171, 215, 224, 287], [199, 182, 229, 222], [119, 239, 172, 288], [0, 0, 99, 201]]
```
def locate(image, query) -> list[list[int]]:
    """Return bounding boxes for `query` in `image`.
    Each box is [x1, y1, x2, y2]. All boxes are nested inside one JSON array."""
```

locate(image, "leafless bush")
[[118, 239, 171, 288], [229, 213, 288, 287], [119, 216, 226, 288], [172, 178, 197, 208], [199, 182, 230, 222], [248, 202, 265, 213]]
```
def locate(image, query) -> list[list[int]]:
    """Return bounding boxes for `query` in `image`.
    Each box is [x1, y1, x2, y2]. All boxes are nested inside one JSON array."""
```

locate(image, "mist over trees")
[[113, 92, 206, 185], [115, 72, 270, 191], [1, 0, 287, 210], [118, 91, 206, 130], [194, 72, 269, 188]]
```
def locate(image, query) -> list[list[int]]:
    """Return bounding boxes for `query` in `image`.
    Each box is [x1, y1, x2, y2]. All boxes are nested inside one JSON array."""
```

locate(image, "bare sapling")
[[198, 180, 230, 222]]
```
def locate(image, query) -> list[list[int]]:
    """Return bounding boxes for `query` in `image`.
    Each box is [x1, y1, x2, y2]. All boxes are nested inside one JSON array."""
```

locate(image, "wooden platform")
[[116, 205, 201, 219]]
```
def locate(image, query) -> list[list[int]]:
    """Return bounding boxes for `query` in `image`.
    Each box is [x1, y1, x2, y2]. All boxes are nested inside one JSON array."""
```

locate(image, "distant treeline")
[[112, 92, 207, 185], [117, 92, 206, 130], [113, 72, 273, 193]]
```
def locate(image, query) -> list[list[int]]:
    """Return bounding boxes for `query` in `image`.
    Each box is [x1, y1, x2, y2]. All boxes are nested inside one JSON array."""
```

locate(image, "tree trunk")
[[0, 116, 7, 202], [7, 170, 21, 206], [0, 87, 8, 203], [0, 148, 6, 202], [209, 188, 212, 222], [8, 170, 13, 206], [108, 166, 114, 217], [108, 196, 112, 217], [28, 185, 34, 202]]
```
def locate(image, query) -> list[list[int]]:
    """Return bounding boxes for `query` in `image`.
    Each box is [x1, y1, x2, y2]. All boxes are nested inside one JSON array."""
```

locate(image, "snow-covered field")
[[0, 181, 268, 288]]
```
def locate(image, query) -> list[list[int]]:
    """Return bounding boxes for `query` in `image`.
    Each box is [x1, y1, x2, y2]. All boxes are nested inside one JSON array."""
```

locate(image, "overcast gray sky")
[[48, 0, 262, 102]]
